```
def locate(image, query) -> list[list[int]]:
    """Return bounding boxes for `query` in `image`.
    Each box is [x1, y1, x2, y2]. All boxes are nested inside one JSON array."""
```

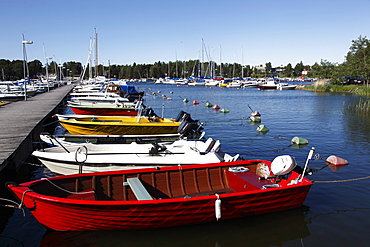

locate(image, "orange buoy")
[[167, 98, 172, 100]]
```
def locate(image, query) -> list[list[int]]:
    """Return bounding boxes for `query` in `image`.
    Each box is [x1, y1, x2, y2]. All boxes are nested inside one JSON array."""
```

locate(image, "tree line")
[[1, 36, 369, 85]]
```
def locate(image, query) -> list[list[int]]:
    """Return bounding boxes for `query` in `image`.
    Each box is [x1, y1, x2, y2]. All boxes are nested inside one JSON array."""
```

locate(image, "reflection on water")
[[40, 207, 310, 247], [1, 84, 370, 246]]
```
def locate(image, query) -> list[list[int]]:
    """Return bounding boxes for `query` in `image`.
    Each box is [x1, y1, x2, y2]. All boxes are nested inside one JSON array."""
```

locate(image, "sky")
[[2, 0, 370, 68]]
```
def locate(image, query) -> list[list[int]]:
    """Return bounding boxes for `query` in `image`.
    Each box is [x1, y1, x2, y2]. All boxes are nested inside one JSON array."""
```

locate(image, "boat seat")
[[126, 177, 153, 201]]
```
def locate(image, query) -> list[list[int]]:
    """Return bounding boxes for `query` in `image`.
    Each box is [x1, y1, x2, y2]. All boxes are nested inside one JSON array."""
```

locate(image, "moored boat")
[[39, 133, 188, 147], [68, 100, 145, 116], [32, 138, 239, 175], [58, 111, 204, 138], [257, 78, 278, 90], [0, 101, 10, 106], [277, 83, 297, 90], [7, 156, 312, 231]]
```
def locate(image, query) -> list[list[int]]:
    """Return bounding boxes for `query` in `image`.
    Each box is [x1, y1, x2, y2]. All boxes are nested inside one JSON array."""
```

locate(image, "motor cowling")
[[270, 155, 297, 176]]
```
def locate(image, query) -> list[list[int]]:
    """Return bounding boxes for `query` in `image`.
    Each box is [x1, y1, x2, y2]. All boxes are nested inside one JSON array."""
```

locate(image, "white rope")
[[0, 196, 26, 217], [41, 178, 95, 195]]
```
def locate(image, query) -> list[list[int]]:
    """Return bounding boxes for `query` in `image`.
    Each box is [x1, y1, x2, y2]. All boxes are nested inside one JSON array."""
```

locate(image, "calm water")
[[1, 84, 370, 247]]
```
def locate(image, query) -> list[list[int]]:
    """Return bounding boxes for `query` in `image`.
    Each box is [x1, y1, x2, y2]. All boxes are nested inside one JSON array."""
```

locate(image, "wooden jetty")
[[0, 84, 74, 173]]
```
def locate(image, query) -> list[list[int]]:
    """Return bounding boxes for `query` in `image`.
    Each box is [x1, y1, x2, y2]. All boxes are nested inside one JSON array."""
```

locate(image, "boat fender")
[[215, 194, 221, 221]]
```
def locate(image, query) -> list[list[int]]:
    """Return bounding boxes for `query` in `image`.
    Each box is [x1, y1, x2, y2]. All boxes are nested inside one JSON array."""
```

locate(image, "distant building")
[[302, 69, 310, 75], [254, 66, 266, 73], [271, 68, 284, 73]]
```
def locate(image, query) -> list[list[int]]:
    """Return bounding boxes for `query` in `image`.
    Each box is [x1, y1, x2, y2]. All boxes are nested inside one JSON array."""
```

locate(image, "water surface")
[[1, 84, 369, 247]]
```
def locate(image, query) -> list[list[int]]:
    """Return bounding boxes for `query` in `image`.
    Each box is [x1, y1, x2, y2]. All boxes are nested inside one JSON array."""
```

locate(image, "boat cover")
[[120, 85, 138, 94]]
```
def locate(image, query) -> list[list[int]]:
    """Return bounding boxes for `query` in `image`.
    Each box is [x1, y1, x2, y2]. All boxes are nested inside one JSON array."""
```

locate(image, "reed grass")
[[343, 98, 370, 116], [355, 98, 370, 115], [301, 84, 370, 96]]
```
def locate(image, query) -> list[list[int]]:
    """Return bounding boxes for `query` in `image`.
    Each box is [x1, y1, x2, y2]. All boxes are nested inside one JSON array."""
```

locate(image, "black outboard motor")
[[176, 111, 204, 139], [142, 108, 158, 118]]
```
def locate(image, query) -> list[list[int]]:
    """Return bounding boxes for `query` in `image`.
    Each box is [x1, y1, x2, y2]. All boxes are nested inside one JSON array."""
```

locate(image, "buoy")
[[220, 109, 229, 113], [162, 94, 166, 97], [291, 136, 308, 145], [251, 111, 261, 117], [212, 104, 220, 110], [193, 100, 199, 105], [167, 98, 172, 100], [205, 102, 213, 107], [183, 98, 189, 103], [157, 91, 161, 93], [249, 116, 261, 122], [326, 155, 349, 166], [257, 125, 269, 132], [170, 91, 173, 94], [215, 194, 221, 221]]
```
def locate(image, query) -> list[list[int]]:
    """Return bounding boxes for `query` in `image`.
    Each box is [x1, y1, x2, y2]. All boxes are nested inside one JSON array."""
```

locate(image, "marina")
[[0, 82, 369, 246]]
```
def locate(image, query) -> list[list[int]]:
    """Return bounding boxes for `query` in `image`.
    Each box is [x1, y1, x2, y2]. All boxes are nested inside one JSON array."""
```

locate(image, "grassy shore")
[[300, 84, 370, 97], [300, 84, 370, 114]]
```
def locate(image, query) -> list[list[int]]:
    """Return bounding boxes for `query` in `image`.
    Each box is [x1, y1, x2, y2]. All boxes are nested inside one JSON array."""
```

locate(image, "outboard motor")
[[142, 108, 158, 118], [270, 155, 297, 176], [175, 111, 204, 139], [175, 111, 189, 122]]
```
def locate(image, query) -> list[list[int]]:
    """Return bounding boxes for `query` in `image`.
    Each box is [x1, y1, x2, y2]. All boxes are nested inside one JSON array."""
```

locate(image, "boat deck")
[[0, 84, 74, 172]]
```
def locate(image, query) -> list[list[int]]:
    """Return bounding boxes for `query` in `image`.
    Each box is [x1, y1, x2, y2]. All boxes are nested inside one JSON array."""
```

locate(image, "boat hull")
[[59, 120, 180, 135], [69, 106, 139, 116], [8, 160, 312, 231]]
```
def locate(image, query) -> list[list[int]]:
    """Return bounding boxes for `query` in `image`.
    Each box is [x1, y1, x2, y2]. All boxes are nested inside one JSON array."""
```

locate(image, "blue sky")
[[2, 0, 370, 68]]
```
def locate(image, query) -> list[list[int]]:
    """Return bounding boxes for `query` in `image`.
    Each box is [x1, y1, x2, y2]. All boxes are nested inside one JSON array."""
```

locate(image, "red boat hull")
[[8, 161, 312, 231], [70, 106, 139, 116]]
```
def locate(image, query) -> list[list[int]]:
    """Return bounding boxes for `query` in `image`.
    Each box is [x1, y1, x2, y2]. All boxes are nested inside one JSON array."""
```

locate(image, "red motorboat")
[[7, 157, 312, 231], [69, 104, 140, 116]]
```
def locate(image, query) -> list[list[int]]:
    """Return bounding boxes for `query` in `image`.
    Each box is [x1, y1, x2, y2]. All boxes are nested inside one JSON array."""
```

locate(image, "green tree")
[[283, 63, 293, 77], [293, 61, 305, 77], [345, 35, 370, 85], [265, 62, 272, 74]]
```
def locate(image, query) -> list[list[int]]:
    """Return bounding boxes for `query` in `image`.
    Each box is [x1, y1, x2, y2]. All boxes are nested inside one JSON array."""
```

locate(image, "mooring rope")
[[314, 175, 370, 183], [42, 119, 59, 127], [42, 178, 94, 195]]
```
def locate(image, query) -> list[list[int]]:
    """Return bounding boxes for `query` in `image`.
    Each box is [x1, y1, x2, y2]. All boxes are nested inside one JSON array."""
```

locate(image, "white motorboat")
[[32, 138, 239, 175], [277, 83, 297, 90]]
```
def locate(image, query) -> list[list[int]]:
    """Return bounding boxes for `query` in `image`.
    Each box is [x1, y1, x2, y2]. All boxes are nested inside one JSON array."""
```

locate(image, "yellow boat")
[[0, 101, 9, 106], [59, 116, 182, 135]]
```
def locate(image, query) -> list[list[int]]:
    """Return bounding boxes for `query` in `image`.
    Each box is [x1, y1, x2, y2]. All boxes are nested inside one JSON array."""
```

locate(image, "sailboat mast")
[[175, 51, 178, 78], [201, 38, 204, 77], [242, 46, 244, 78], [89, 38, 93, 80], [219, 45, 222, 78], [95, 28, 98, 78]]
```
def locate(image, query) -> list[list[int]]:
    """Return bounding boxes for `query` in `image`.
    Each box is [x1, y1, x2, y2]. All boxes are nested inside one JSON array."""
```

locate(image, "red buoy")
[[193, 100, 199, 105], [326, 155, 349, 166]]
